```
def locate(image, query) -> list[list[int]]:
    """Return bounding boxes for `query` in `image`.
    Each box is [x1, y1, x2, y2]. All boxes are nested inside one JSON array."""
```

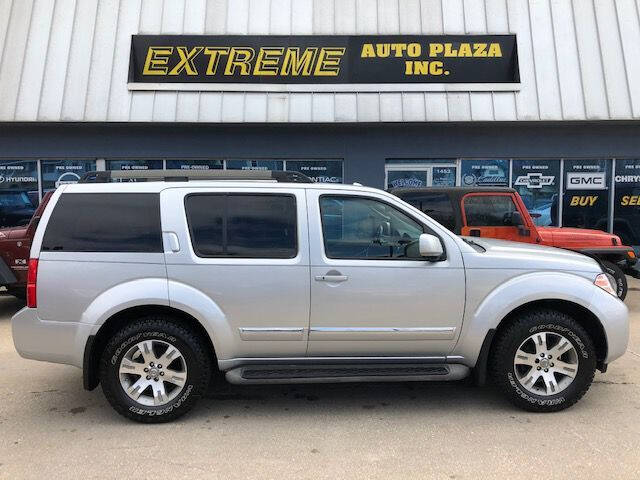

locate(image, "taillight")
[[26, 258, 38, 308]]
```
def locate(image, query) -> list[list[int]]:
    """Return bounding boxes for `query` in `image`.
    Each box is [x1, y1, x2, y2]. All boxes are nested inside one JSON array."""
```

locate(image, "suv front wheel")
[[99, 315, 211, 423], [489, 309, 596, 412]]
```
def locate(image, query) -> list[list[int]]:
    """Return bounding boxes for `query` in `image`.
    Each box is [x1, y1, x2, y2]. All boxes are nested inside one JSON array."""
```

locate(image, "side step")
[[225, 363, 470, 385]]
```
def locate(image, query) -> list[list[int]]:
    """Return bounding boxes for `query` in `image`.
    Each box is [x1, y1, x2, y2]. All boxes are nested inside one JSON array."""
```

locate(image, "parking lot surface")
[[1, 282, 640, 479]]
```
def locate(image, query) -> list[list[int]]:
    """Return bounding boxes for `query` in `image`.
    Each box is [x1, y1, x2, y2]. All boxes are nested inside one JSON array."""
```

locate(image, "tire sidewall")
[[101, 324, 207, 420], [601, 261, 627, 300], [501, 320, 595, 409]]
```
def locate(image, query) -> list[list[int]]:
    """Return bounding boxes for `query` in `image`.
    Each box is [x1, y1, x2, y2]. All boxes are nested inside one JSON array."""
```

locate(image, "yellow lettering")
[[253, 47, 284, 76], [314, 47, 345, 76], [488, 43, 502, 57], [361, 43, 375, 58], [570, 196, 580, 207], [281, 47, 318, 76], [224, 47, 255, 75], [473, 43, 487, 57], [621, 195, 630, 206], [168, 46, 203, 75], [429, 43, 443, 57], [407, 43, 421, 57], [204, 47, 230, 75], [444, 43, 457, 57], [390, 43, 407, 57], [458, 43, 472, 57], [629, 196, 638, 206], [142, 47, 173, 75], [430, 61, 443, 75]]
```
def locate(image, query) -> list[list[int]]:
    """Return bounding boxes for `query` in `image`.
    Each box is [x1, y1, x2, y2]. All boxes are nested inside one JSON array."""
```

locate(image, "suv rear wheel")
[[99, 315, 211, 423], [489, 309, 596, 412]]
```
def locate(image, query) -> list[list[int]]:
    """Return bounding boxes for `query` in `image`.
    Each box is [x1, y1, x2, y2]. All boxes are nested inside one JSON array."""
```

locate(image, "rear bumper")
[[11, 307, 91, 368]]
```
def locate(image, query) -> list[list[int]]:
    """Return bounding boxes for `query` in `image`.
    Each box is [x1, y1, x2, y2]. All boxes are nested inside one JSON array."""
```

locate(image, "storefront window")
[[107, 159, 163, 170], [461, 159, 509, 187], [432, 167, 456, 187], [0, 160, 39, 227], [166, 159, 223, 170], [562, 159, 611, 231], [387, 170, 428, 188], [512, 159, 560, 226], [285, 160, 343, 183], [226, 160, 284, 171], [613, 159, 640, 246], [40, 159, 97, 193]]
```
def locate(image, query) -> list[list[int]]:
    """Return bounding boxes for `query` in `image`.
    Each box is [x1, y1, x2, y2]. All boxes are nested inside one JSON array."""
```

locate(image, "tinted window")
[[401, 193, 456, 231], [464, 195, 518, 227], [186, 194, 297, 258], [320, 196, 424, 259], [42, 193, 162, 252]]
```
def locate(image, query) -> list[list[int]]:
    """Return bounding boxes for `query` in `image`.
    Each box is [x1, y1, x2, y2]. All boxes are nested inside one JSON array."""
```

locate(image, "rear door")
[[460, 192, 536, 243], [162, 187, 310, 360]]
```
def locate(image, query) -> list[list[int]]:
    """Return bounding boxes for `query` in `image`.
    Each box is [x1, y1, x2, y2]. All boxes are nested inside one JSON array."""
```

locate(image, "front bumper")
[[588, 288, 629, 364], [11, 307, 92, 368]]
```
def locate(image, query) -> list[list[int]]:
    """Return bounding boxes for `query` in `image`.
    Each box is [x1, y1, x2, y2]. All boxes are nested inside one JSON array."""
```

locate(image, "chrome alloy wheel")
[[513, 332, 579, 396], [119, 340, 188, 407]]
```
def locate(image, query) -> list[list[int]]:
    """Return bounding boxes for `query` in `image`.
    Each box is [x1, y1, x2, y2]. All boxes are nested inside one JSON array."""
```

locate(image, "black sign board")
[[129, 34, 519, 85]]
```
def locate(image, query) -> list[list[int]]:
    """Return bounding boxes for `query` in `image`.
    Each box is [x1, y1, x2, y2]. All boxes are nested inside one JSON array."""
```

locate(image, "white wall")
[[0, 0, 639, 122]]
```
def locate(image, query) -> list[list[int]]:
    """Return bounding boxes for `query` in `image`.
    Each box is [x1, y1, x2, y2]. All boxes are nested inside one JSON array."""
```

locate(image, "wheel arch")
[[473, 299, 608, 386], [83, 304, 217, 391]]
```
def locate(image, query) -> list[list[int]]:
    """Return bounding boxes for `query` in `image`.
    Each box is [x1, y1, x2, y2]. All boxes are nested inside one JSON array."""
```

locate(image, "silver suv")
[[12, 170, 629, 422]]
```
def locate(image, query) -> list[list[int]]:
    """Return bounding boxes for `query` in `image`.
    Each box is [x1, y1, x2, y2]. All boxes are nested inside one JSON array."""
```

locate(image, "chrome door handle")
[[314, 275, 348, 282]]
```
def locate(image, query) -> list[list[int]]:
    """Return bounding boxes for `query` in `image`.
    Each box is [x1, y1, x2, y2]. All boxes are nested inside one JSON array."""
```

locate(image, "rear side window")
[[41, 193, 162, 252], [464, 194, 517, 227], [185, 194, 297, 258]]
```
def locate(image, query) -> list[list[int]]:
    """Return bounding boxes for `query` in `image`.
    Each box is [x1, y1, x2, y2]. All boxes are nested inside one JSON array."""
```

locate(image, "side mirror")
[[419, 233, 444, 259]]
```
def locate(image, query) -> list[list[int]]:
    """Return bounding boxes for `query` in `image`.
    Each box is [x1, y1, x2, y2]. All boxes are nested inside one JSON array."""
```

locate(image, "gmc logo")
[[566, 172, 606, 190]]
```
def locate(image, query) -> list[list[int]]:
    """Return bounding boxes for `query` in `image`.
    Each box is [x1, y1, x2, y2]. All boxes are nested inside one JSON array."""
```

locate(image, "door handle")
[[315, 274, 348, 282]]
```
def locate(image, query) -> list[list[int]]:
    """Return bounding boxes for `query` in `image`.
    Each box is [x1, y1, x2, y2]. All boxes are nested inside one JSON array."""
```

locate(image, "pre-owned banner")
[[128, 34, 519, 88]]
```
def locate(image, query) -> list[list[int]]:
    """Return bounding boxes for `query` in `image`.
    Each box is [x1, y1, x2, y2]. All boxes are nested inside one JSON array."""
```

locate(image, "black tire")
[[99, 315, 211, 423], [489, 309, 596, 413], [600, 260, 627, 300]]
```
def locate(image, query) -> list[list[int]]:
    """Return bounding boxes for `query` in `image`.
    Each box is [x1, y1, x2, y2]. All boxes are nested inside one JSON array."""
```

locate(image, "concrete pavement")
[[1, 282, 639, 479]]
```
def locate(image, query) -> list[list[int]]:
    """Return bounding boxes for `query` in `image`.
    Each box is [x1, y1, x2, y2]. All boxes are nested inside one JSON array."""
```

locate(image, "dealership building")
[[1, 0, 640, 246]]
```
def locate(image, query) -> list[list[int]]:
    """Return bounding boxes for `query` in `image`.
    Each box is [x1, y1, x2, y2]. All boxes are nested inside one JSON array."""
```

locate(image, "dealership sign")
[[566, 172, 607, 190], [128, 34, 519, 92]]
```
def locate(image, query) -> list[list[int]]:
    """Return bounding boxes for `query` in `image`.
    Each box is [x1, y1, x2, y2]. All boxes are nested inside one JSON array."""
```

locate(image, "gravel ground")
[[1, 280, 639, 479]]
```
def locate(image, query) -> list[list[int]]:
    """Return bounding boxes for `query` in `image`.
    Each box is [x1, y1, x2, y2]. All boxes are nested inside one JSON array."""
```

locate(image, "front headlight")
[[594, 273, 617, 297]]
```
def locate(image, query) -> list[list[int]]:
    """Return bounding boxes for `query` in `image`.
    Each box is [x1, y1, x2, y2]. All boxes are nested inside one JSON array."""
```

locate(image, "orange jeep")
[[393, 187, 636, 299]]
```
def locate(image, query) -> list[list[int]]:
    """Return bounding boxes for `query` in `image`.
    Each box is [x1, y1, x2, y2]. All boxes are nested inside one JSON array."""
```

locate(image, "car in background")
[[392, 187, 636, 300], [0, 191, 37, 229], [0, 191, 53, 298]]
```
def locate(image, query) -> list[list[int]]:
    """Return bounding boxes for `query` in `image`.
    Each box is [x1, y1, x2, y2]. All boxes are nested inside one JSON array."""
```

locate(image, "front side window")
[[464, 194, 518, 227], [320, 196, 425, 259], [186, 194, 297, 258]]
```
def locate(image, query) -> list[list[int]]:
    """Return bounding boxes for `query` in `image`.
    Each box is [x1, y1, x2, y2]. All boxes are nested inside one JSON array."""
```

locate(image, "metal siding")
[[0, 0, 33, 120], [1, 0, 640, 123], [14, 0, 55, 121]]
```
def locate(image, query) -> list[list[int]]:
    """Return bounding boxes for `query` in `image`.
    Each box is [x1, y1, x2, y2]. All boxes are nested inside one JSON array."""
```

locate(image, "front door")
[[306, 189, 465, 357], [460, 192, 536, 243]]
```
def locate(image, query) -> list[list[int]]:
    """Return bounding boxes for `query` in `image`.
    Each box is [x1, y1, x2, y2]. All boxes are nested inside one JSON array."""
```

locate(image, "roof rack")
[[79, 169, 314, 184]]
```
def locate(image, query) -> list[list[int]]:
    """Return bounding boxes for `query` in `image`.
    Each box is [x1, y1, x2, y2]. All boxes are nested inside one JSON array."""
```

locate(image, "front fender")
[[452, 271, 601, 366]]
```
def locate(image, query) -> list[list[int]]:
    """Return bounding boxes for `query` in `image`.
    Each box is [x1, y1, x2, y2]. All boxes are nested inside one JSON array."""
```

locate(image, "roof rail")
[[79, 169, 314, 184]]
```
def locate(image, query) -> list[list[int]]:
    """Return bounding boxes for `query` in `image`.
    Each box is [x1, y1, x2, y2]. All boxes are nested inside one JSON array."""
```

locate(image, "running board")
[[225, 363, 470, 385]]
